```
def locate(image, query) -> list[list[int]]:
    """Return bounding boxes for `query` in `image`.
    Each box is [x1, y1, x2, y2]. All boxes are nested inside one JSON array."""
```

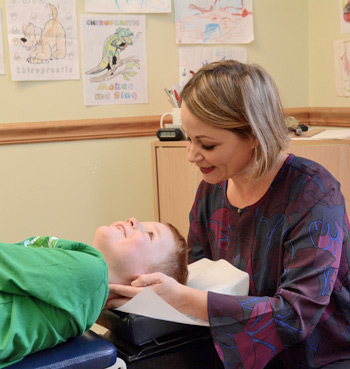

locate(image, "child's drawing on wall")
[[334, 39, 350, 97], [178, 46, 247, 88], [20, 3, 66, 64], [80, 14, 148, 106], [6, 0, 79, 81], [174, 0, 254, 44], [0, 9, 5, 75], [85, 0, 171, 13], [85, 27, 139, 83], [340, 0, 350, 33]]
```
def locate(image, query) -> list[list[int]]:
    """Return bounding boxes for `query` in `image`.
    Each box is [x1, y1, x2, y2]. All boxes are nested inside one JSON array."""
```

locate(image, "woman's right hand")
[[106, 272, 209, 320]]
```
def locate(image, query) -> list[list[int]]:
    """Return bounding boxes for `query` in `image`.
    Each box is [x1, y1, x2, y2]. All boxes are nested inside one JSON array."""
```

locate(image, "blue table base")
[[7, 330, 117, 369]]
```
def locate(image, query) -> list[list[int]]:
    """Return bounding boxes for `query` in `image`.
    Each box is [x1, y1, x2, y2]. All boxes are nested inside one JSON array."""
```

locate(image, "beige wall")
[[0, 137, 155, 244], [308, 0, 349, 107], [0, 0, 346, 243], [0, 0, 311, 125]]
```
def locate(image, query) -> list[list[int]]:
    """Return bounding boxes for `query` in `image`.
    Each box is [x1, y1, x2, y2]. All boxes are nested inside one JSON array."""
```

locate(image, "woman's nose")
[[187, 142, 203, 163]]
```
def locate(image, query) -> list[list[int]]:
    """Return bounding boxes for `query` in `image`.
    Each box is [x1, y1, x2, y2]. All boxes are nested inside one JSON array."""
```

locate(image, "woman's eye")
[[148, 232, 154, 241], [202, 144, 215, 151]]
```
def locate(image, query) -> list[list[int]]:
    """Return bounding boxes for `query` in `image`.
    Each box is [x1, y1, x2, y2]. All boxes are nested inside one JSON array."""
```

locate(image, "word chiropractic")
[[16, 66, 74, 75], [86, 19, 139, 26]]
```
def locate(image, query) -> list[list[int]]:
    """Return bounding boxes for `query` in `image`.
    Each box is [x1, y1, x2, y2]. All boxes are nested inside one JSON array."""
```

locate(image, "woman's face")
[[93, 218, 175, 284], [181, 102, 257, 184]]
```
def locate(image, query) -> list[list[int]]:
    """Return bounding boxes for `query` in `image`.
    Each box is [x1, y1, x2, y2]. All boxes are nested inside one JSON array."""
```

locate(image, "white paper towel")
[[115, 258, 249, 326]]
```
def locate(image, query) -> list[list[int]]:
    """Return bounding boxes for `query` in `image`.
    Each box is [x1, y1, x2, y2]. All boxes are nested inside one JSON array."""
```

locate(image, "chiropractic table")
[[6, 258, 247, 368]]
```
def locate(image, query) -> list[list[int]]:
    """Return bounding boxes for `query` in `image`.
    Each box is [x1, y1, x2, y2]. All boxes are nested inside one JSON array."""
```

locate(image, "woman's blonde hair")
[[180, 60, 290, 180]]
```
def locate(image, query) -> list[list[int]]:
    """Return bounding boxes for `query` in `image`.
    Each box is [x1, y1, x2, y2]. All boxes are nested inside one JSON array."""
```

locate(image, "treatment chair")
[[7, 330, 117, 369], [97, 310, 224, 369]]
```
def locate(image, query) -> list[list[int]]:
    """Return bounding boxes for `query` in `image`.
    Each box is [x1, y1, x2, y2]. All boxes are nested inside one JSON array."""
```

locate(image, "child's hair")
[[148, 223, 188, 284]]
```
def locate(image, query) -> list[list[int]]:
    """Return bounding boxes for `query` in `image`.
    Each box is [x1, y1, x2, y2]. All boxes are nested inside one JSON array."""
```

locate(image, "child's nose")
[[126, 217, 143, 231]]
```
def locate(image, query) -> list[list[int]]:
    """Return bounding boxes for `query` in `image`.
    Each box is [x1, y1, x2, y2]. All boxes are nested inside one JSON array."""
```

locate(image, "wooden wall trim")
[[308, 107, 350, 127], [0, 116, 161, 145], [0, 107, 349, 145], [284, 107, 350, 127]]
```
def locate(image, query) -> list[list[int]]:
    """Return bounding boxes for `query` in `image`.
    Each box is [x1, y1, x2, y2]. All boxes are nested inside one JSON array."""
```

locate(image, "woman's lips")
[[200, 166, 215, 174]]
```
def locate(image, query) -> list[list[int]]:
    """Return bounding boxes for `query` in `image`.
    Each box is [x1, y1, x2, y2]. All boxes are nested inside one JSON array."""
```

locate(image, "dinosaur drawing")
[[86, 27, 140, 82]]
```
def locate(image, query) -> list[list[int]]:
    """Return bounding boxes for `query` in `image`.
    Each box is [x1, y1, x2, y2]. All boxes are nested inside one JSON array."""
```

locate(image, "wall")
[[0, 0, 330, 244], [0, 1, 179, 123], [309, 0, 350, 107], [0, 0, 309, 124], [0, 137, 155, 244]]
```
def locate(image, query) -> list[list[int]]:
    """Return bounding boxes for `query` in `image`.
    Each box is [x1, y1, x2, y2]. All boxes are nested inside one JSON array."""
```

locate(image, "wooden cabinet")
[[152, 139, 350, 239]]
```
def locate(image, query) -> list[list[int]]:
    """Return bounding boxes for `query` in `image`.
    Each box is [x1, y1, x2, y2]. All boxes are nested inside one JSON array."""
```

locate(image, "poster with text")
[[80, 14, 148, 106], [179, 46, 247, 87], [340, 0, 350, 34], [85, 0, 171, 13], [0, 9, 5, 75], [174, 0, 253, 44], [6, 0, 80, 81], [334, 39, 350, 97]]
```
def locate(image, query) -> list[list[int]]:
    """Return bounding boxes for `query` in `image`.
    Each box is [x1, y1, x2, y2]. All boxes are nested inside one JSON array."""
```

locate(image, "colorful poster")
[[340, 0, 350, 34], [85, 0, 171, 13], [179, 46, 247, 87], [5, 0, 80, 81], [80, 14, 148, 106], [174, 0, 254, 44], [0, 9, 5, 75], [334, 39, 350, 96]]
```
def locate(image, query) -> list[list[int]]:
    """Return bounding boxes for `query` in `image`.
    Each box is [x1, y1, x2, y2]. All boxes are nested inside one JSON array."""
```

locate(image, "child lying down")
[[0, 218, 188, 368]]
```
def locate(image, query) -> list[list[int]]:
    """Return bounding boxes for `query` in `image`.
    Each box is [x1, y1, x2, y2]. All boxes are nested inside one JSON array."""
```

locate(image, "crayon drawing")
[[175, 0, 253, 44], [0, 8, 5, 75], [85, 0, 171, 13], [6, 0, 79, 81], [178, 46, 247, 88], [334, 39, 350, 97], [80, 14, 148, 105], [20, 3, 66, 64], [85, 27, 139, 83], [340, 0, 350, 34]]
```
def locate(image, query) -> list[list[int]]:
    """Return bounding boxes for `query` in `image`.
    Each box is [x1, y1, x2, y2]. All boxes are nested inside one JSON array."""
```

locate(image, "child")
[[0, 218, 187, 368], [93, 217, 188, 286]]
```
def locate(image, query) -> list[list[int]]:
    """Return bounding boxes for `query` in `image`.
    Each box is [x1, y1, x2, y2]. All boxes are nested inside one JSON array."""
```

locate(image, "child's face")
[[93, 218, 176, 284]]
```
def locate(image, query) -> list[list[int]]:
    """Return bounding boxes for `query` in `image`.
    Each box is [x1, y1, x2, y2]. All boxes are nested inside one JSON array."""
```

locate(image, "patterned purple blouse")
[[188, 154, 350, 369]]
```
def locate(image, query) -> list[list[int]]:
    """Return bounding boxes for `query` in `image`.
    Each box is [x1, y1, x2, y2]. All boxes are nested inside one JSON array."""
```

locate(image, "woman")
[[108, 60, 350, 369]]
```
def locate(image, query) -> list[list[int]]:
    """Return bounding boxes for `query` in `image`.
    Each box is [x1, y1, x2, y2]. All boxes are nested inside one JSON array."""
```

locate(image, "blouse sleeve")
[[194, 175, 350, 368]]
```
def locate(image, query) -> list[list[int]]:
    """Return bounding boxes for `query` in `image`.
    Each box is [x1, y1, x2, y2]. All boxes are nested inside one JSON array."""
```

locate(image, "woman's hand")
[[105, 272, 209, 320], [104, 272, 182, 310], [103, 287, 136, 310]]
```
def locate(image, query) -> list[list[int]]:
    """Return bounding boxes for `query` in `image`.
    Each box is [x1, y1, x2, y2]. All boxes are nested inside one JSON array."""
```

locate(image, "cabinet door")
[[154, 146, 201, 238], [289, 143, 350, 212]]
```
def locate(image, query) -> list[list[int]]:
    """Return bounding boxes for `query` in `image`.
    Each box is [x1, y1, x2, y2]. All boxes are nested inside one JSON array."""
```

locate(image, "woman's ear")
[[252, 137, 259, 148]]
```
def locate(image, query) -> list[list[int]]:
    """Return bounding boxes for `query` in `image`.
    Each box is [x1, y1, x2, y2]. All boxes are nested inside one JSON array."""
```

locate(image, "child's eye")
[[148, 232, 154, 241]]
